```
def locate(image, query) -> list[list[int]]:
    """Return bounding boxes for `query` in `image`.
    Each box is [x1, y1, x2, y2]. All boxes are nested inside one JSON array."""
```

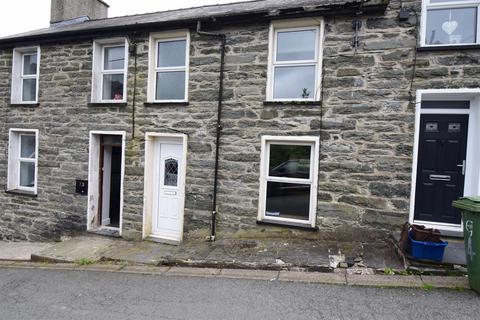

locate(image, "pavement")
[[0, 234, 471, 292], [0, 261, 470, 289], [23, 234, 404, 272], [0, 267, 477, 320]]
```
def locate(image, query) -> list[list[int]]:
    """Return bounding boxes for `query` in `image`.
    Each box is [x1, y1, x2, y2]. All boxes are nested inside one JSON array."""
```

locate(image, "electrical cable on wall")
[[127, 33, 138, 140], [408, 10, 420, 107]]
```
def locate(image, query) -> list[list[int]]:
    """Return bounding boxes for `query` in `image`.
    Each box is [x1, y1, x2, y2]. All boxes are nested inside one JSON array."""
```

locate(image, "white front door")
[[152, 141, 184, 241]]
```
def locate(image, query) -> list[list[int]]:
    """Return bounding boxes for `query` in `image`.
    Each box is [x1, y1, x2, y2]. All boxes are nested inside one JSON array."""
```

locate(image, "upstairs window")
[[8, 129, 39, 195], [422, 0, 480, 46], [92, 38, 128, 103], [267, 19, 324, 102], [148, 30, 190, 102], [11, 47, 40, 104]]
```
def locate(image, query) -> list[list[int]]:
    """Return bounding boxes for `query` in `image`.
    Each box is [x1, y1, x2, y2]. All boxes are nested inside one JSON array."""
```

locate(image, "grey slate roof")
[[0, 0, 385, 45]]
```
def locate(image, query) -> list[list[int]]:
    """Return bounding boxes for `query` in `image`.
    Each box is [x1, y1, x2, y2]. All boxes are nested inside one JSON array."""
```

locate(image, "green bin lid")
[[452, 196, 480, 213]]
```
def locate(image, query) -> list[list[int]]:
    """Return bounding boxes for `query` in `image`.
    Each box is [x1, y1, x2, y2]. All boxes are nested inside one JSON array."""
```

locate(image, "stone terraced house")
[[0, 0, 479, 244]]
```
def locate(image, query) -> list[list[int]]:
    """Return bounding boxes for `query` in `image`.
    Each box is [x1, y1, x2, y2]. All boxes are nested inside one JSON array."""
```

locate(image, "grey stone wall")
[[1, 0, 479, 241]]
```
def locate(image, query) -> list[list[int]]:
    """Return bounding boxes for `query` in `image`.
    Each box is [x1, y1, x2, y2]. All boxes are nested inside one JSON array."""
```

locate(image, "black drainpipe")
[[127, 33, 139, 140], [196, 20, 226, 242]]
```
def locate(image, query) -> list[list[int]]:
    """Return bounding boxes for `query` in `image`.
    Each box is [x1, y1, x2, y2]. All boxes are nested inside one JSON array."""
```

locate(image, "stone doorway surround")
[[410, 89, 480, 236]]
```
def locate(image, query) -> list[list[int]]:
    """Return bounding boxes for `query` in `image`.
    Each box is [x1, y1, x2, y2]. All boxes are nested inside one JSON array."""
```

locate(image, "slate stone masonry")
[[1, 0, 479, 241]]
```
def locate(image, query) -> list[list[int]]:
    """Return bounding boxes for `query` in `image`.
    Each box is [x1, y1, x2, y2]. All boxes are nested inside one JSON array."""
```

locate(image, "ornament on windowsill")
[[441, 11, 461, 44], [301, 88, 311, 99]]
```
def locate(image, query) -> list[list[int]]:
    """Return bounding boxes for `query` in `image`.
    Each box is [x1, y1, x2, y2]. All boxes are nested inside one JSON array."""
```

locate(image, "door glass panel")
[[157, 40, 187, 67], [20, 135, 36, 158], [265, 181, 310, 220], [421, 101, 470, 109], [273, 65, 315, 100], [448, 123, 461, 133], [430, 0, 470, 3], [426, 7, 477, 45], [102, 135, 122, 146], [164, 158, 178, 186], [425, 122, 438, 132], [104, 46, 125, 70], [20, 162, 35, 187], [102, 74, 124, 100], [269, 144, 311, 179], [276, 29, 316, 61]]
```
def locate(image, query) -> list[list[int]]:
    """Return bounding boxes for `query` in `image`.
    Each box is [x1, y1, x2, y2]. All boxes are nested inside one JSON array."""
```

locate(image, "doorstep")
[[392, 233, 468, 275]]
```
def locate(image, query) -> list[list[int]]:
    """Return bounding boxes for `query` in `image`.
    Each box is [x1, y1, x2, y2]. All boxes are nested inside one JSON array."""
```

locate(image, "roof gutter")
[[0, 0, 389, 49]]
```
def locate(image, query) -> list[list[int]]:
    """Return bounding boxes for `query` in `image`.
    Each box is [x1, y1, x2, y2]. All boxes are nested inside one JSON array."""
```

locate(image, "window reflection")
[[426, 8, 477, 45], [269, 144, 311, 179], [266, 182, 310, 220]]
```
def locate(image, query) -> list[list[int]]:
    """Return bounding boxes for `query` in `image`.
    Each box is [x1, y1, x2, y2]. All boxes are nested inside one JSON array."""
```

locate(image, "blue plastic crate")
[[408, 232, 448, 262]]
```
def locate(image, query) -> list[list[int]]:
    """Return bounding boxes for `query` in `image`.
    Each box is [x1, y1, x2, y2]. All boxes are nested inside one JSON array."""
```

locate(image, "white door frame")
[[142, 132, 187, 243], [87, 131, 126, 235], [410, 89, 480, 236]]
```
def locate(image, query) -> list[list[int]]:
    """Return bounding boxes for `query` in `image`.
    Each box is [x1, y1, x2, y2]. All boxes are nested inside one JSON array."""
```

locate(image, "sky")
[[0, 0, 240, 37]]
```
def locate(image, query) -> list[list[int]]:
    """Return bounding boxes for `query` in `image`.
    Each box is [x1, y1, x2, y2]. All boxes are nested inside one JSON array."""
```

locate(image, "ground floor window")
[[7, 129, 39, 194], [258, 136, 319, 227]]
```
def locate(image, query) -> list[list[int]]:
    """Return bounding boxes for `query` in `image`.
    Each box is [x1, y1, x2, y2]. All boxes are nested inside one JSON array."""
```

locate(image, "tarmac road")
[[0, 267, 478, 320]]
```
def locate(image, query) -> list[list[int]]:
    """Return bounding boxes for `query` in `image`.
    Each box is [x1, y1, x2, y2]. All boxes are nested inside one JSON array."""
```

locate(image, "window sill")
[[5, 189, 37, 197], [10, 103, 39, 107], [417, 44, 480, 52], [256, 219, 318, 231], [144, 102, 189, 107], [88, 102, 128, 107], [263, 101, 321, 106]]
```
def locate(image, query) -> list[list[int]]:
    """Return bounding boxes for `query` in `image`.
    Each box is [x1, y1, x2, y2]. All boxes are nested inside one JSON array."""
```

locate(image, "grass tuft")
[[422, 283, 434, 291], [75, 258, 96, 266], [384, 268, 395, 275]]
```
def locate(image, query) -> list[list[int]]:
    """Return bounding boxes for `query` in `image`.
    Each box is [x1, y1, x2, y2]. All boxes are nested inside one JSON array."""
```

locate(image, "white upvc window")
[[91, 38, 128, 103], [267, 18, 324, 102], [148, 30, 190, 102], [258, 136, 320, 228], [421, 0, 480, 46], [11, 46, 40, 104], [7, 129, 39, 195]]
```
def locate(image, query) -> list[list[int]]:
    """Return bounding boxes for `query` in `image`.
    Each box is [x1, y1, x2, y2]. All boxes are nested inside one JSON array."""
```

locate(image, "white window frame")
[[257, 136, 320, 228], [91, 38, 129, 103], [420, 0, 480, 47], [147, 30, 190, 103], [11, 46, 40, 104], [7, 129, 39, 195], [266, 18, 324, 102]]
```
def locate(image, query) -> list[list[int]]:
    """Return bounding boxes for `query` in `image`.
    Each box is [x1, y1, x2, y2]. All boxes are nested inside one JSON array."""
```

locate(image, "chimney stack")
[[50, 0, 109, 24]]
